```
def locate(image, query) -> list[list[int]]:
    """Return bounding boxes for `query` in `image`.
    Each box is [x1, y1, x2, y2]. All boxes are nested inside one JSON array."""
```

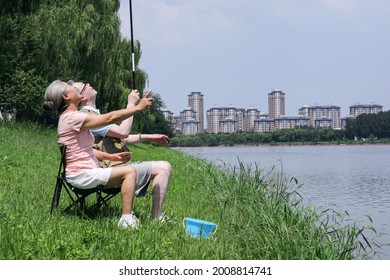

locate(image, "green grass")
[[0, 121, 381, 259]]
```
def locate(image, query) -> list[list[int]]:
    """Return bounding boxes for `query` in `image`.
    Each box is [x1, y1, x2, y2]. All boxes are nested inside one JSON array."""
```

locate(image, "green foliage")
[[0, 122, 380, 259], [170, 128, 348, 147], [0, 70, 46, 120], [345, 111, 390, 140]]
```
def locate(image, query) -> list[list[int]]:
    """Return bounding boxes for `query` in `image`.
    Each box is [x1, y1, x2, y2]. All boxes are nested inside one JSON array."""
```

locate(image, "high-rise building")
[[188, 92, 204, 132], [349, 103, 383, 117], [206, 105, 245, 133], [268, 89, 285, 118], [161, 108, 174, 128], [254, 116, 310, 133], [299, 104, 341, 129], [182, 119, 200, 135], [173, 116, 184, 133], [219, 118, 238, 133], [177, 107, 200, 135], [254, 118, 274, 133], [243, 106, 261, 132]]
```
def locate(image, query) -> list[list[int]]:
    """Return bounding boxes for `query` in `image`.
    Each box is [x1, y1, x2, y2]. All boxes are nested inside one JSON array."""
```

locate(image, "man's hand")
[[149, 134, 169, 146], [127, 90, 140, 106]]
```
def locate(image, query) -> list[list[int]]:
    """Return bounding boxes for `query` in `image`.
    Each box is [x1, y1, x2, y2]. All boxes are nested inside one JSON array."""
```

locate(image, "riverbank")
[[172, 142, 390, 148], [168, 128, 390, 148], [171, 139, 390, 148], [0, 122, 379, 259]]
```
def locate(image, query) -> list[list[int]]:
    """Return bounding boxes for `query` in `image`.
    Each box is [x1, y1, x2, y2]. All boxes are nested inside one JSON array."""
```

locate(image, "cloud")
[[320, 0, 359, 14], [119, 0, 248, 45], [320, 0, 390, 15]]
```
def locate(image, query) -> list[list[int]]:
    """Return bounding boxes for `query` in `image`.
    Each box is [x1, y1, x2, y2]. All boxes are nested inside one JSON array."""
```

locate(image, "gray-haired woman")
[[43, 80, 153, 229]]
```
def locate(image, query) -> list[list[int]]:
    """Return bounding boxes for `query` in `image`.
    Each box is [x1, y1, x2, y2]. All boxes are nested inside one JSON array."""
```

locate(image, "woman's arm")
[[93, 149, 131, 162], [82, 91, 152, 129]]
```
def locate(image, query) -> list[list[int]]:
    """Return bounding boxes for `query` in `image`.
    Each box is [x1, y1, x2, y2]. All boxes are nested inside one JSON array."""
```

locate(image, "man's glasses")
[[79, 83, 88, 96], [66, 80, 88, 96]]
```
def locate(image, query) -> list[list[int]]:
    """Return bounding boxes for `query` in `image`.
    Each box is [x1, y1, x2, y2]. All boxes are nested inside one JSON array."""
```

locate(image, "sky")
[[118, 0, 390, 118]]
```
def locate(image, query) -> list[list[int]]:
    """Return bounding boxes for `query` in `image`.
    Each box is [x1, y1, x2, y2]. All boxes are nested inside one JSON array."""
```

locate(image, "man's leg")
[[150, 161, 172, 219]]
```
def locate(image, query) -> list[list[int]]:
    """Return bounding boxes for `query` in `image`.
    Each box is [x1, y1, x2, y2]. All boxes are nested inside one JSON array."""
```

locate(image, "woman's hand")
[[137, 90, 153, 110], [110, 152, 132, 162]]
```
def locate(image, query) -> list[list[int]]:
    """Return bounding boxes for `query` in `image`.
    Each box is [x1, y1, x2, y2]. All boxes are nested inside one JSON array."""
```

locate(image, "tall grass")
[[0, 122, 381, 259]]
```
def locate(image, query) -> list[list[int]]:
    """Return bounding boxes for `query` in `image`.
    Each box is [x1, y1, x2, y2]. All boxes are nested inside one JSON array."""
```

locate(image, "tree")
[[344, 111, 390, 140]]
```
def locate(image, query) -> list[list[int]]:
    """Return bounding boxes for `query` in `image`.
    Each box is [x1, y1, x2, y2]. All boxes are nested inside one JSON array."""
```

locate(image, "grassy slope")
[[0, 122, 376, 260]]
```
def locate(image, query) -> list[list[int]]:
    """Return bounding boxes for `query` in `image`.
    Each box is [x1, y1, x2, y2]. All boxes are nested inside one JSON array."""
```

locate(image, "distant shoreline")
[[171, 142, 390, 148]]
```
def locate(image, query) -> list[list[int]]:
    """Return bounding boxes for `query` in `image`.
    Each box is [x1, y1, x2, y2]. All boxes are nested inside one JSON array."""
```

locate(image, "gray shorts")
[[131, 162, 152, 197]]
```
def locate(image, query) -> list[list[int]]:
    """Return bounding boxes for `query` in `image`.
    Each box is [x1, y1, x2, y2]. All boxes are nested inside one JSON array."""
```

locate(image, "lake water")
[[172, 145, 390, 259]]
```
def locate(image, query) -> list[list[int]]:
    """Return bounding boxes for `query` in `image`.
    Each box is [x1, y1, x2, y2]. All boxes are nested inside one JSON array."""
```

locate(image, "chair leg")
[[80, 197, 85, 211], [51, 177, 64, 213]]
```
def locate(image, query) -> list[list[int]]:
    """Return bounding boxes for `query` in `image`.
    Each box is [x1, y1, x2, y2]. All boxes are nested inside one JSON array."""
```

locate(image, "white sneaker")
[[151, 212, 169, 223], [118, 214, 139, 229], [159, 213, 169, 223]]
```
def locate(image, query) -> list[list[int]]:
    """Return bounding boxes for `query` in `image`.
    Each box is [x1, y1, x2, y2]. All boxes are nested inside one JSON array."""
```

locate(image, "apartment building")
[[161, 108, 174, 127], [182, 119, 200, 135], [274, 116, 311, 130], [173, 116, 181, 133], [243, 106, 262, 132], [299, 104, 341, 129], [349, 103, 383, 117], [219, 118, 238, 133], [178, 107, 197, 134], [254, 116, 310, 132], [268, 89, 285, 118], [254, 118, 274, 133], [206, 105, 245, 133], [187, 92, 204, 132], [314, 117, 333, 128]]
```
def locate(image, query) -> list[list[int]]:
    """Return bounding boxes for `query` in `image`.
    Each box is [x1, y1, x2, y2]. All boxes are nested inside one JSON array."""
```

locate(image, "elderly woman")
[[43, 80, 153, 229]]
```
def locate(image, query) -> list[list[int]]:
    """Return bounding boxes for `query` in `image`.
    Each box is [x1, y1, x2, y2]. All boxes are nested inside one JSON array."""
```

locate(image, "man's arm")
[[124, 134, 169, 146], [104, 89, 141, 138]]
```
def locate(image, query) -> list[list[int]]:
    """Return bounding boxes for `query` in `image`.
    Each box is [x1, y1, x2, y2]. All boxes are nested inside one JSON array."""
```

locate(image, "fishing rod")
[[129, 0, 136, 89]]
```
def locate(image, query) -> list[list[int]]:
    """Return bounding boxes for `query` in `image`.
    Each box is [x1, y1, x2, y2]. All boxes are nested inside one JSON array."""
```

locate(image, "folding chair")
[[51, 145, 121, 214]]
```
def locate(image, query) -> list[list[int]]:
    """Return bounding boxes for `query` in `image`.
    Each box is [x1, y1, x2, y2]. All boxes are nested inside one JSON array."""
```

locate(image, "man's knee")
[[124, 165, 137, 179], [152, 161, 172, 177], [162, 161, 172, 175]]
